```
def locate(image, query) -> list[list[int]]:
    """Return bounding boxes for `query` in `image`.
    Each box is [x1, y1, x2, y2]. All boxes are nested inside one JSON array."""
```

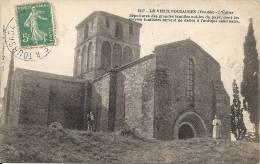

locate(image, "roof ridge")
[[14, 68, 85, 82], [154, 39, 220, 66]]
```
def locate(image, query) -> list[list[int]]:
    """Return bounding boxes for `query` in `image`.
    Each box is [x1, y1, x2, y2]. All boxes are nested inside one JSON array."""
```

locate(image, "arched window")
[[84, 24, 88, 40], [87, 42, 94, 69], [106, 17, 110, 27], [122, 46, 133, 65], [91, 19, 94, 28], [101, 41, 111, 71], [81, 46, 87, 72], [75, 49, 80, 76], [77, 52, 82, 76], [115, 22, 123, 39], [187, 58, 195, 104], [112, 44, 122, 68], [129, 23, 133, 34]]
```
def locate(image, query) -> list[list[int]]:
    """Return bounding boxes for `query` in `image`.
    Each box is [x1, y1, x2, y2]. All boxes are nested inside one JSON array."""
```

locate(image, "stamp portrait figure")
[[24, 6, 48, 44]]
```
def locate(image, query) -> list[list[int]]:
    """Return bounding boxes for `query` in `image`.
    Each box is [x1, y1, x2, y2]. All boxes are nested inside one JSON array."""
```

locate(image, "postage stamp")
[[16, 2, 55, 48], [4, 2, 55, 61]]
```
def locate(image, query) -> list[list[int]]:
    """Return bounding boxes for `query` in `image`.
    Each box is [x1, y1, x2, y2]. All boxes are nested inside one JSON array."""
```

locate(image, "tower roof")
[[76, 11, 142, 29]]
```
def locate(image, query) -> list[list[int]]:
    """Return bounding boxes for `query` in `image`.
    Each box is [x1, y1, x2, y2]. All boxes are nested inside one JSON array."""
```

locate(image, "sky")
[[0, 0, 259, 131]]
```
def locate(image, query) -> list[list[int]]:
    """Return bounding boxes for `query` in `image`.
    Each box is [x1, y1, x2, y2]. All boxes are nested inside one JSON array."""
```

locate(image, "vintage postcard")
[[0, 0, 259, 163]]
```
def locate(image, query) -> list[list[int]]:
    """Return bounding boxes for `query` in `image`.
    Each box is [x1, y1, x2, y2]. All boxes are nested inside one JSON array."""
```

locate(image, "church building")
[[4, 11, 230, 140]]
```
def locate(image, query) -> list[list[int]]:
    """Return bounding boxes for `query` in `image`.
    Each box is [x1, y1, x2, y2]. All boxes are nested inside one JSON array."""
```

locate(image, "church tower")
[[73, 11, 142, 80]]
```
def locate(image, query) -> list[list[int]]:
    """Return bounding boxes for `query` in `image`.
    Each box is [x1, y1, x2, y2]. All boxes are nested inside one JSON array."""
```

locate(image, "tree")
[[241, 18, 259, 141], [231, 80, 247, 140]]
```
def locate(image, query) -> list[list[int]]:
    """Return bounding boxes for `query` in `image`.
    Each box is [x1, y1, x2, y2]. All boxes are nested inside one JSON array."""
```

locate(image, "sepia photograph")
[[0, 0, 259, 163]]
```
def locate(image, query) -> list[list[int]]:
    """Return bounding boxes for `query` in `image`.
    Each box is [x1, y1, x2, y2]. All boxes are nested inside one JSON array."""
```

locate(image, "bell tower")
[[73, 11, 142, 80]]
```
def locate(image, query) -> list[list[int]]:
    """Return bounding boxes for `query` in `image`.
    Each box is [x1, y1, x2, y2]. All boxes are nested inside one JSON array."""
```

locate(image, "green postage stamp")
[[16, 2, 55, 48]]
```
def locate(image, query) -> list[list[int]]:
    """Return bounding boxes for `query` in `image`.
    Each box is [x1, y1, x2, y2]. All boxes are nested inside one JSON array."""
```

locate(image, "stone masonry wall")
[[153, 68, 173, 140], [96, 12, 141, 46], [213, 80, 231, 139], [154, 40, 229, 139], [76, 14, 98, 45], [115, 55, 156, 138], [7, 71, 23, 125], [91, 73, 111, 132], [8, 69, 85, 129]]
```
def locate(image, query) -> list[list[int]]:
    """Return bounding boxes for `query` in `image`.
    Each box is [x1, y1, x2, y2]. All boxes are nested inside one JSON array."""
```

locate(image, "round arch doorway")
[[173, 111, 208, 139], [178, 122, 196, 139]]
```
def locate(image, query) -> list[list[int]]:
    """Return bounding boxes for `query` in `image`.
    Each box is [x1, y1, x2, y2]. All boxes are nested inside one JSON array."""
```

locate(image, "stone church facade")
[[4, 11, 230, 140]]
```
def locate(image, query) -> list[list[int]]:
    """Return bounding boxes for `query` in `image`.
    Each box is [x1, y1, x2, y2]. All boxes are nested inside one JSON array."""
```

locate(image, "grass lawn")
[[0, 125, 259, 163]]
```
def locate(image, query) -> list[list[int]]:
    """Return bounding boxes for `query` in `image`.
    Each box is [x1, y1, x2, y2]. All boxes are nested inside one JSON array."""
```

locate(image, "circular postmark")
[[5, 17, 53, 61]]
